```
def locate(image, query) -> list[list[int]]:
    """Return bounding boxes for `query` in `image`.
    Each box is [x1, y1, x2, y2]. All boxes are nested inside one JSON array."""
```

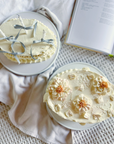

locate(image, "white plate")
[[46, 62, 105, 130], [0, 12, 60, 76]]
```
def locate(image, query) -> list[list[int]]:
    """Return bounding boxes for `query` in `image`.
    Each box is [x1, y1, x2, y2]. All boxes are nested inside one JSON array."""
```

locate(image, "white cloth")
[[0, 65, 71, 144], [37, 6, 63, 38], [0, 0, 74, 144]]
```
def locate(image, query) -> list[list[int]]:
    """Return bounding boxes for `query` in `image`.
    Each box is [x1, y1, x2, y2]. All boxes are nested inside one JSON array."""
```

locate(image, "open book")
[[65, 0, 114, 56]]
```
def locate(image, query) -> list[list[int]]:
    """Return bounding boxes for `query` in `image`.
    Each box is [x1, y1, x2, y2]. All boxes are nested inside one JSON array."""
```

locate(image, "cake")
[[43, 67, 114, 124], [0, 16, 57, 64]]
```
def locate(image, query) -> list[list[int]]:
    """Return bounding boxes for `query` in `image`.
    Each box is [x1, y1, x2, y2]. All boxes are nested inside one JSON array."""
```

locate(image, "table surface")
[[0, 37, 114, 144]]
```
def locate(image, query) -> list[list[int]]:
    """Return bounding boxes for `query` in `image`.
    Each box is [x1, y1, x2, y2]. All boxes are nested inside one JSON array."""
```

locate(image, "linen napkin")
[[0, 1, 74, 143], [0, 65, 72, 144]]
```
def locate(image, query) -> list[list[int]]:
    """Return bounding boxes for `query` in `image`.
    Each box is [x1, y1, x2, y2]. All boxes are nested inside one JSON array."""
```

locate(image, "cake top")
[[0, 17, 57, 63], [44, 67, 114, 124]]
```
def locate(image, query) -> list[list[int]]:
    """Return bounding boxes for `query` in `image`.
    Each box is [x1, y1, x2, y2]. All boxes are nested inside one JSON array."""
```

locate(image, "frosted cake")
[[0, 17, 57, 64], [43, 67, 114, 124]]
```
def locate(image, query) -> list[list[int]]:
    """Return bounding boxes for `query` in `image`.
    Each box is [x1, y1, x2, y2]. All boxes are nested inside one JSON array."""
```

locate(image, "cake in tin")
[[0, 17, 57, 64], [44, 67, 114, 125]]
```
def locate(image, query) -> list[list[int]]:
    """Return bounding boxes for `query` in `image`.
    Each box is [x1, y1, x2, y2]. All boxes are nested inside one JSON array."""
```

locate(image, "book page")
[[66, 0, 114, 54]]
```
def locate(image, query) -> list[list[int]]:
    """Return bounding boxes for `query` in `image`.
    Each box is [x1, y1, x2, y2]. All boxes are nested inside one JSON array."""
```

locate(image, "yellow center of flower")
[[79, 100, 87, 109], [56, 85, 63, 93], [100, 81, 108, 89]]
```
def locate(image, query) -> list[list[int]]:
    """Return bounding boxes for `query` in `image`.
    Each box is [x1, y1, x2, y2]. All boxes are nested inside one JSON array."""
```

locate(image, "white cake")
[[0, 18, 57, 64], [44, 67, 114, 124]]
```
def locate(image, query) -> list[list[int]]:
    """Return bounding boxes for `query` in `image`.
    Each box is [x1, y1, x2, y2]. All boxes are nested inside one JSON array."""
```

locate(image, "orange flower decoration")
[[72, 94, 91, 112], [56, 85, 63, 93], [79, 100, 87, 109], [49, 78, 72, 101], [100, 81, 108, 89]]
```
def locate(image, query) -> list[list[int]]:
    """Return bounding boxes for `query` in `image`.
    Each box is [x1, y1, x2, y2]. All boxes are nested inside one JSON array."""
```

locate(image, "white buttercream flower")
[[49, 77, 72, 101], [92, 76, 109, 95], [72, 94, 91, 112]]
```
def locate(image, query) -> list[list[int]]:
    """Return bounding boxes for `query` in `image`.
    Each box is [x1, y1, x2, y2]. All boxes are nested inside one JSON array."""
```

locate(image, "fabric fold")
[[37, 6, 63, 38], [0, 65, 71, 144]]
